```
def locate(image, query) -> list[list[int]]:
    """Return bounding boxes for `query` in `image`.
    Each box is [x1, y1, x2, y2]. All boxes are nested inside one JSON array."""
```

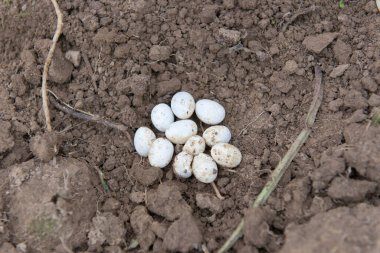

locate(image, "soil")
[[0, 0, 379, 252]]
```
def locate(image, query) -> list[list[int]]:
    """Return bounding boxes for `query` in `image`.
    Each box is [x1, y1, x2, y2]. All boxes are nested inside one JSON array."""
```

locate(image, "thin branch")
[[42, 0, 63, 131], [48, 90, 133, 146], [281, 5, 318, 32], [217, 66, 323, 253]]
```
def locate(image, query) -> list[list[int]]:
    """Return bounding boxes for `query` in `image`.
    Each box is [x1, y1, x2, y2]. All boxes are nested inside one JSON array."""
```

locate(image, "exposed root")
[[42, 0, 63, 132], [211, 182, 225, 200]]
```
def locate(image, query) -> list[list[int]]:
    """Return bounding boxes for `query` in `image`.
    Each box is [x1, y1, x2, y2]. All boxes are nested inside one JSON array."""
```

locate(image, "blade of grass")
[[218, 66, 323, 253]]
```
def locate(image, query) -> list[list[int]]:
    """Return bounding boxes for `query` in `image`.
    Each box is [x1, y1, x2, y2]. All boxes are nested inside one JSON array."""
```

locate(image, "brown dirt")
[[0, 0, 379, 252]]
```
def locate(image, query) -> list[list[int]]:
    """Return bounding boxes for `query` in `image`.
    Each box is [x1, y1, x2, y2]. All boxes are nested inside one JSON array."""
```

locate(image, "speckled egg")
[[192, 153, 218, 183], [151, 103, 174, 132], [211, 143, 242, 168], [195, 99, 225, 125], [202, 125, 231, 147], [183, 135, 206, 156], [134, 127, 156, 157], [148, 138, 174, 168], [171, 91, 195, 119], [173, 151, 193, 178], [165, 120, 198, 144]]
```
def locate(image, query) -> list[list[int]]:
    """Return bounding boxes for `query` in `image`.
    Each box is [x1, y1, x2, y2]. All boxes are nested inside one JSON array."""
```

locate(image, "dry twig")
[[48, 90, 133, 146], [281, 5, 318, 32], [211, 182, 225, 200], [217, 66, 324, 253], [42, 0, 63, 132]]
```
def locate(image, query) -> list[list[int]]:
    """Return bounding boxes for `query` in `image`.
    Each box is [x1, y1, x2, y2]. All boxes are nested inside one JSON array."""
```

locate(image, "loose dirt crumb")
[[195, 193, 223, 213], [302, 32, 339, 54]]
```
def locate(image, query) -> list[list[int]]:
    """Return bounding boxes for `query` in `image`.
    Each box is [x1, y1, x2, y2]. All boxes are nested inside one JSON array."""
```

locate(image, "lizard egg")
[[195, 99, 225, 125], [165, 120, 198, 144], [173, 151, 193, 178], [192, 153, 218, 183], [151, 103, 174, 132], [148, 138, 174, 168], [171, 91, 195, 119], [211, 143, 242, 168], [183, 135, 206, 156], [203, 125, 231, 147], [134, 127, 156, 157]]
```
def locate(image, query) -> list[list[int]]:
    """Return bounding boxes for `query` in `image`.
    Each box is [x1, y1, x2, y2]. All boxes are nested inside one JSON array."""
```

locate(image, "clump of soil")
[[7, 157, 97, 252], [280, 204, 380, 253]]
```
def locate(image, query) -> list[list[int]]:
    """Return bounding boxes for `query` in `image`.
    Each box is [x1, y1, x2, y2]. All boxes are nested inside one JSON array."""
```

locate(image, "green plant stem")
[[218, 66, 323, 253]]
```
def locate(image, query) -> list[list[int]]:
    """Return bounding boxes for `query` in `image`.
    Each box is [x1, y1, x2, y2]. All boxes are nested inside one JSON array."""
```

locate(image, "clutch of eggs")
[[133, 91, 242, 184]]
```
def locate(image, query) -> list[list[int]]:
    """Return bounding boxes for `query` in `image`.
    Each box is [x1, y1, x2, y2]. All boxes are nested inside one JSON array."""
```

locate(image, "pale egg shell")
[[192, 153, 218, 183], [183, 135, 206, 156], [134, 127, 156, 157], [211, 143, 242, 168], [165, 120, 198, 144], [173, 151, 193, 178], [203, 125, 231, 147], [195, 99, 225, 125], [151, 103, 175, 132], [148, 138, 174, 168], [171, 91, 195, 119]]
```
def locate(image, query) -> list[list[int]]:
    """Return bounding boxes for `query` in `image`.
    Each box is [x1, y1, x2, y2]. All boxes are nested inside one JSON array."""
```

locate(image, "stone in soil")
[[302, 32, 339, 54], [216, 28, 241, 46], [65, 50, 81, 67], [329, 64, 349, 78], [368, 94, 380, 107], [163, 214, 202, 252]]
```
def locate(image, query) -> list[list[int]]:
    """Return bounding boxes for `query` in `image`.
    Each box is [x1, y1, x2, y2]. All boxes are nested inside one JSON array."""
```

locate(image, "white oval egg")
[[134, 127, 156, 157], [203, 125, 231, 147], [183, 135, 206, 156], [171, 91, 195, 119], [211, 143, 242, 168], [151, 103, 174, 132], [148, 138, 174, 168], [165, 120, 198, 144], [192, 153, 218, 183], [195, 99, 225, 125], [173, 151, 193, 178]]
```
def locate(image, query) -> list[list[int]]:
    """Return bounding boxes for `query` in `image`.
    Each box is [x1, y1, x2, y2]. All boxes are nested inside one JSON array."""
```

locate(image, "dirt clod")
[[244, 207, 273, 248], [131, 160, 163, 186], [65, 50, 81, 67], [88, 213, 126, 248], [329, 64, 349, 78], [195, 193, 223, 213], [0, 120, 14, 153], [156, 78, 182, 96], [333, 39, 352, 64], [149, 45, 172, 61], [327, 177, 377, 202], [280, 204, 380, 253], [8, 158, 96, 252], [302, 32, 338, 54], [146, 183, 192, 221], [311, 155, 345, 191], [163, 214, 202, 252], [130, 206, 155, 251], [29, 132, 59, 162], [344, 124, 380, 182]]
